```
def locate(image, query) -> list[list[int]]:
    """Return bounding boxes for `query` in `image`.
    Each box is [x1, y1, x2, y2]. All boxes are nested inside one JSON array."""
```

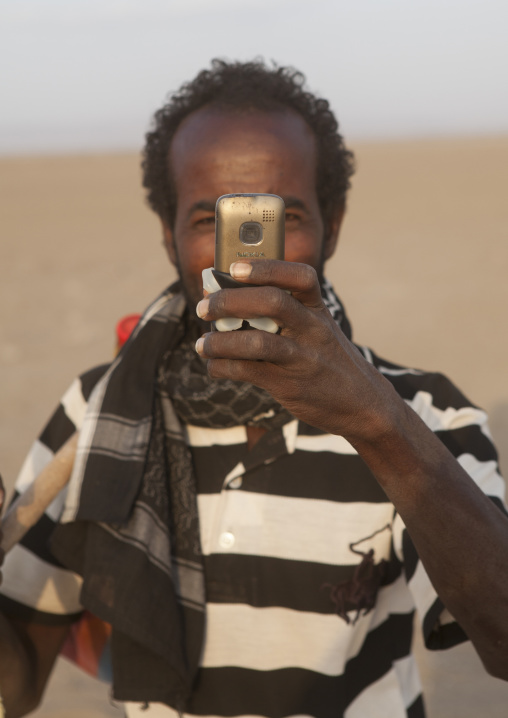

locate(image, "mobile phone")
[[202, 193, 285, 332], [215, 193, 285, 276]]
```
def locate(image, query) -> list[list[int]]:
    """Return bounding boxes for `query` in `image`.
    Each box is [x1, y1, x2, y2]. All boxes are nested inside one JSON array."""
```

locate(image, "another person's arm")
[[0, 366, 108, 715], [0, 612, 70, 717], [0, 476, 71, 716]]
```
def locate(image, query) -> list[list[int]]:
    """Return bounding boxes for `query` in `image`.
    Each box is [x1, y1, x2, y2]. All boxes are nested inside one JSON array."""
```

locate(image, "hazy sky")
[[1, 0, 507, 154]]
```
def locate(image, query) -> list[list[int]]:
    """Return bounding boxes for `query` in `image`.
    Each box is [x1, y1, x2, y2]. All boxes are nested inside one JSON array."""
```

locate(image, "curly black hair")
[[142, 59, 355, 230]]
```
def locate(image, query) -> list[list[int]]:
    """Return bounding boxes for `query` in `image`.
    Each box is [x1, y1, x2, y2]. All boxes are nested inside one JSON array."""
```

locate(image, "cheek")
[[178, 235, 215, 274], [175, 237, 216, 308], [284, 232, 323, 268]]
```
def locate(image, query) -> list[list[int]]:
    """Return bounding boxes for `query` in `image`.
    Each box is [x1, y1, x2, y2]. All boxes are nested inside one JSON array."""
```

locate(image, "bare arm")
[[196, 258, 508, 679], [352, 397, 508, 677], [0, 613, 71, 717], [0, 453, 76, 716]]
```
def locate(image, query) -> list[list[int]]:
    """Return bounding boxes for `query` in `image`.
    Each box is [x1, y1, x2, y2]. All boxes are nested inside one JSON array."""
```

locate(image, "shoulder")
[[356, 345, 498, 465], [79, 363, 111, 399], [356, 345, 478, 412], [37, 364, 111, 455]]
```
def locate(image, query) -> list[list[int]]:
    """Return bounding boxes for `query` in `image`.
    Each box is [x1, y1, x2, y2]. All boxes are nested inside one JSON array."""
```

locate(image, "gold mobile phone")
[[215, 193, 285, 276], [203, 193, 285, 332]]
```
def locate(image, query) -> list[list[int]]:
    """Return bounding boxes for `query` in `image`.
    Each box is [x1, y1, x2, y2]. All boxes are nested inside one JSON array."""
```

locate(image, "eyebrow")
[[186, 196, 308, 219], [186, 200, 216, 220], [281, 196, 308, 213]]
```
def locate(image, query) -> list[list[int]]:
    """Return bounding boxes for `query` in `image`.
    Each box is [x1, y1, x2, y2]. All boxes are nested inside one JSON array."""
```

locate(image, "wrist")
[[345, 387, 427, 479]]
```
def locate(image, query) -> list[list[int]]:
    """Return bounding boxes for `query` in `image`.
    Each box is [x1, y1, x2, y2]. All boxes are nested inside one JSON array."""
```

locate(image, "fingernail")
[[196, 298, 209, 318], [230, 262, 252, 278], [195, 337, 205, 354]]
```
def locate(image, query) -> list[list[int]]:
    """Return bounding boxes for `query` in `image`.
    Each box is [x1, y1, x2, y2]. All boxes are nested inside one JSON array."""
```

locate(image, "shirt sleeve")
[[391, 372, 507, 650], [0, 365, 109, 624]]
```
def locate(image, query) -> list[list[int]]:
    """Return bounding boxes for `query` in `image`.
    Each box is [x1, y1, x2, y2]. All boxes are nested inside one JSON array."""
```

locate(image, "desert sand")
[[1, 136, 508, 716]]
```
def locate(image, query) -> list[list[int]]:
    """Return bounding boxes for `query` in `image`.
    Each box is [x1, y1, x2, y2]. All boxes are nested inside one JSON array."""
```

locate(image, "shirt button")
[[219, 531, 235, 549], [229, 476, 243, 489]]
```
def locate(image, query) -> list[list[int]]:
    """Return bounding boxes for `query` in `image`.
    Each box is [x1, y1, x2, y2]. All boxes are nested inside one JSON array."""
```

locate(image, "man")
[[1, 59, 507, 718]]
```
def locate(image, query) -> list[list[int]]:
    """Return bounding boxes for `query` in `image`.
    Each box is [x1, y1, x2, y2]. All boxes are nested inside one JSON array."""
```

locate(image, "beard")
[[173, 264, 212, 333]]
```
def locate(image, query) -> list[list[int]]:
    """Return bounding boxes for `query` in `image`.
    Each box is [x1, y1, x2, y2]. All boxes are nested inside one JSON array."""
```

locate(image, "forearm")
[[0, 613, 70, 717], [0, 613, 38, 717], [350, 393, 508, 679], [197, 259, 508, 676]]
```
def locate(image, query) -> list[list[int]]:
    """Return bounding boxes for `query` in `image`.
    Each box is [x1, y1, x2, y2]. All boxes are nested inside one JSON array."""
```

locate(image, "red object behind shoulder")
[[115, 313, 142, 349]]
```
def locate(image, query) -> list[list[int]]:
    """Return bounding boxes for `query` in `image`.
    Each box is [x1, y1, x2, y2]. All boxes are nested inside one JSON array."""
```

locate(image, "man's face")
[[162, 106, 342, 311]]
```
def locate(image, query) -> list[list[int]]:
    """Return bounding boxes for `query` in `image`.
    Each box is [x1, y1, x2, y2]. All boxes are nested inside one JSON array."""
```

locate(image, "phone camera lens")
[[239, 221, 263, 245]]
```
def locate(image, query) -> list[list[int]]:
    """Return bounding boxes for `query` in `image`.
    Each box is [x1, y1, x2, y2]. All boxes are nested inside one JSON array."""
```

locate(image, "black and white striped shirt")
[[1, 348, 505, 718]]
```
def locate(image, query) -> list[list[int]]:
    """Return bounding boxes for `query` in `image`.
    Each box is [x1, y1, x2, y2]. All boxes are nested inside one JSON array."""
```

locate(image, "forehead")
[[168, 106, 317, 196]]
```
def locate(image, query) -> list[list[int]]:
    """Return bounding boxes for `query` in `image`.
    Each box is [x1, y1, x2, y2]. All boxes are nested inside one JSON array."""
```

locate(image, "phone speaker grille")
[[262, 210, 275, 222]]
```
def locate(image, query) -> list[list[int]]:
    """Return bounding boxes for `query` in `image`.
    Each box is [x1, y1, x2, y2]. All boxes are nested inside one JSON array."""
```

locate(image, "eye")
[[194, 215, 215, 227]]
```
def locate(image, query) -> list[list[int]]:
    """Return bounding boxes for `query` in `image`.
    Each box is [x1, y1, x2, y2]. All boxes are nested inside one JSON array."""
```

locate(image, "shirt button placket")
[[218, 531, 235, 550]]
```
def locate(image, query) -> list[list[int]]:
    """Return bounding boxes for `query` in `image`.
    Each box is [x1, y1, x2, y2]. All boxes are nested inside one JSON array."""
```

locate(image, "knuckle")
[[212, 290, 229, 315], [298, 263, 318, 290], [249, 330, 270, 355], [264, 286, 288, 314], [285, 339, 299, 362], [207, 357, 227, 378], [259, 258, 281, 283], [208, 358, 245, 383]]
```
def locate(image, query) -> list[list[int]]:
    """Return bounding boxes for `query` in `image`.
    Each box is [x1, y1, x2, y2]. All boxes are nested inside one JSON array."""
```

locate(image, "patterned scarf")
[[50, 279, 351, 708]]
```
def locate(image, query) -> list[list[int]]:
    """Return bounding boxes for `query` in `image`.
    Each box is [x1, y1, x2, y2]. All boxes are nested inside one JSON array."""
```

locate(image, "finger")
[[205, 356, 278, 388], [196, 329, 296, 366], [196, 285, 307, 332], [228, 259, 324, 309]]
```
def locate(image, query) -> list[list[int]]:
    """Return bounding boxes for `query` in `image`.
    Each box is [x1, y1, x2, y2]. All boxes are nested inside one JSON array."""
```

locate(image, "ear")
[[161, 220, 178, 266], [323, 206, 345, 261]]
